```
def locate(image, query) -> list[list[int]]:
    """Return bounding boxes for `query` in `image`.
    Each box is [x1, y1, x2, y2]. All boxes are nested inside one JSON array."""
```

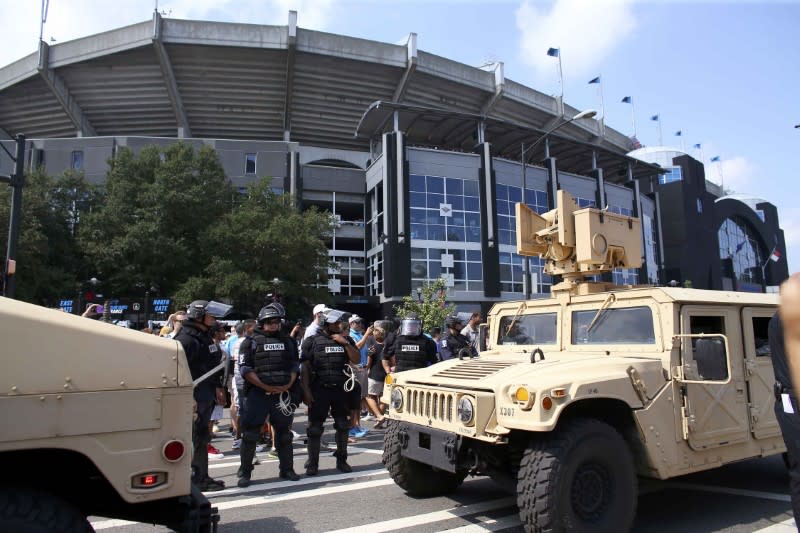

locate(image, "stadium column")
[[478, 141, 500, 306], [285, 146, 301, 209], [381, 130, 411, 299], [626, 163, 648, 283]]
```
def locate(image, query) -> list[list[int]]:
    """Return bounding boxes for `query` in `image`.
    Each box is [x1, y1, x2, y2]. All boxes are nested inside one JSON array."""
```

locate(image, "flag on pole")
[[675, 130, 682, 136], [588, 76, 601, 84], [770, 247, 782, 262], [650, 114, 659, 121], [621, 96, 632, 103], [710, 156, 720, 162], [629, 135, 642, 149], [694, 143, 701, 149], [547, 47, 560, 57]]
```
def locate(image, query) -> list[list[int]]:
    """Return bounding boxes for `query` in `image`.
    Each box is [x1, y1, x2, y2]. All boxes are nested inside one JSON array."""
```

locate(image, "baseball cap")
[[348, 314, 362, 324], [313, 304, 331, 315]]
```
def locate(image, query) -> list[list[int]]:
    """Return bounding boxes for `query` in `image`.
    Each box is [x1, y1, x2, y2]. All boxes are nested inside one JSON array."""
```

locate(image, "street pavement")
[[91, 411, 797, 532]]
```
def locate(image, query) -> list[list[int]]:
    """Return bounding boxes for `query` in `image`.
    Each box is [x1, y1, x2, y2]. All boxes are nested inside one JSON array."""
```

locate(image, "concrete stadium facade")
[[0, 12, 787, 319]]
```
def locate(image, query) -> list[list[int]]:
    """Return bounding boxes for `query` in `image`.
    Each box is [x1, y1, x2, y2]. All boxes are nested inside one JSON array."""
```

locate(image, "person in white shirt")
[[461, 312, 482, 347]]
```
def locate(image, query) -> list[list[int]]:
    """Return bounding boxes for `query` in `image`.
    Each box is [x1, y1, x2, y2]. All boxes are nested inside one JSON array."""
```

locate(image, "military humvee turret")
[[0, 297, 219, 532], [381, 190, 782, 532]]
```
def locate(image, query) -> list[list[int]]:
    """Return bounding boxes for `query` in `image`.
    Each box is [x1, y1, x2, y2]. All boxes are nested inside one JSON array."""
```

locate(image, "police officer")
[[300, 309, 360, 475], [770, 278, 800, 523], [174, 299, 230, 492], [237, 303, 300, 487], [383, 313, 437, 372], [439, 315, 477, 361]]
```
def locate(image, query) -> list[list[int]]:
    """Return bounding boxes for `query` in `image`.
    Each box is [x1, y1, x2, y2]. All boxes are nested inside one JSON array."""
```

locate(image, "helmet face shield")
[[400, 318, 422, 337], [204, 301, 233, 318]]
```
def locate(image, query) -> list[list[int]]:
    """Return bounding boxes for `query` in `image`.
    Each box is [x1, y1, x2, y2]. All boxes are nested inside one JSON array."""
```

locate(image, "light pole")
[[416, 287, 422, 303], [520, 109, 597, 299]]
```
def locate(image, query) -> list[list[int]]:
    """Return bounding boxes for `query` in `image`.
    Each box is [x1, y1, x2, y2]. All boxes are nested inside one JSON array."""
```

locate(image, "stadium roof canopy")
[[0, 11, 650, 178]]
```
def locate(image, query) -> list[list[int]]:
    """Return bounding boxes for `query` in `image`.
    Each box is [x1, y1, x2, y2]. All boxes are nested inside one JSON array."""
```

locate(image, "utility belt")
[[314, 381, 345, 390], [775, 381, 796, 401]]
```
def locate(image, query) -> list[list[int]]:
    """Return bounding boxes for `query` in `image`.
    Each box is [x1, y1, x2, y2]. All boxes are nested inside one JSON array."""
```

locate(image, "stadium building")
[[0, 12, 788, 319]]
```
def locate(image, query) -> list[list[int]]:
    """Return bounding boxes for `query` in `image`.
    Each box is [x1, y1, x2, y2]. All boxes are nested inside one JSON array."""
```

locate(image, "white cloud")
[[515, 0, 637, 81], [0, 0, 335, 67], [704, 156, 755, 194]]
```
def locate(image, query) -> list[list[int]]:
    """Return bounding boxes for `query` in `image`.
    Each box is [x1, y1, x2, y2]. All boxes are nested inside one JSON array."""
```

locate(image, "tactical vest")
[[395, 335, 431, 372], [442, 332, 470, 358], [311, 334, 348, 385], [251, 330, 292, 386]]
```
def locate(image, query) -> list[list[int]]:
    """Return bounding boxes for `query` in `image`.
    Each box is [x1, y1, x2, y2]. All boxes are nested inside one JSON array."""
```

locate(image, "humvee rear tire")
[[382, 421, 466, 497], [516, 419, 637, 533], [0, 488, 94, 532]]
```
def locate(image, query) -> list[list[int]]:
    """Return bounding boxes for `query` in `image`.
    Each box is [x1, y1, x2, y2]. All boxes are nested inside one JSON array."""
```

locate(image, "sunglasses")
[[265, 318, 282, 325]]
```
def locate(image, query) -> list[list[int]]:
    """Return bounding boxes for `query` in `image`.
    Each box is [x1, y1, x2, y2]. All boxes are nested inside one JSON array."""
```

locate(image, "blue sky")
[[2, 0, 798, 273]]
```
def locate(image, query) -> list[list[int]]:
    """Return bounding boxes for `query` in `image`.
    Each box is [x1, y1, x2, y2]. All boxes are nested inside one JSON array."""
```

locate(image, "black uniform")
[[439, 330, 476, 361], [174, 321, 224, 487], [385, 334, 438, 372], [769, 312, 800, 523], [300, 332, 355, 473], [238, 327, 299, 484]]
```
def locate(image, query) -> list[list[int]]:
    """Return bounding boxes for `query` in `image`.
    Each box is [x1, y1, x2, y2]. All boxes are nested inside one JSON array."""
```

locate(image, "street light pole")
[[519, 109, 597, 299]]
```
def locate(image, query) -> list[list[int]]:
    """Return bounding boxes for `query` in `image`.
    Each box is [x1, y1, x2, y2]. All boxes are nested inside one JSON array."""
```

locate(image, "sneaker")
[[291, 430, 302, 440], [348, 427, 359, 437], [360, 410, 369, 417], [232, 439, 242, 450], [207, 444, 224, 460], [267, 448, 279, 459], [354, 426, 369, 438], [256, 444, 268, 453], [212, 423, 221, 434], [197, 477, 226, 492]]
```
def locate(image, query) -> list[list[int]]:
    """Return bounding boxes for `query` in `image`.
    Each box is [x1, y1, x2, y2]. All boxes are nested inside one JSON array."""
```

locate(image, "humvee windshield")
[[571, 306, 655, 344], [498, 313, 557, 345]]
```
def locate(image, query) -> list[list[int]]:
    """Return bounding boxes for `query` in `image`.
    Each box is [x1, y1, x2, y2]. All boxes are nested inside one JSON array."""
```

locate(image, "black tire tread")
[[382, 421, 466, 497], [516, 418, 637, 533], [0, 488, 94, 533]]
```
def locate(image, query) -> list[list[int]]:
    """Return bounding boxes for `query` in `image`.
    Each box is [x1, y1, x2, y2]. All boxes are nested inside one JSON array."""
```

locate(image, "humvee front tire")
[[0, 488, 94, 532], [516, 419, 637, 533], [383, 421, 466, 497]]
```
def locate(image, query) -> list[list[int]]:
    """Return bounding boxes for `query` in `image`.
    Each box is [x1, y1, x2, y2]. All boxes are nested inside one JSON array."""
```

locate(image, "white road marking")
[[91, 469, 390, 530], [753, 517, 797, 532], [664, 482, 791, 502], [440, 514, 522, 532], [209, 445, 382, 470], [326, 497, 517, 533]]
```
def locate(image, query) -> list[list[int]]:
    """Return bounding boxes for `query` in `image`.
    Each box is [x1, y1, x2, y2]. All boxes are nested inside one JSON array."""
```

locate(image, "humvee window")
[[498, 313, 557, 345], [571, 306, 655, 344], [752, 316, 771, 356], [687, 315, 729, 380]]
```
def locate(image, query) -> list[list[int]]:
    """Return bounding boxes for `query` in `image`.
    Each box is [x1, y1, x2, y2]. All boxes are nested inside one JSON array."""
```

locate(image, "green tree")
[[78, 143, 232, 297], [393, 278, 455, 333], [174, 179, 332, 319], [0, 168, 97, 305]]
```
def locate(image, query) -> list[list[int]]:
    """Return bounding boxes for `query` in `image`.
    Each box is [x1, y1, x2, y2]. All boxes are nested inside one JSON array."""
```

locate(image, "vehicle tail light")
[[163, 440, 185, 462], [132, 472, 167, 489]]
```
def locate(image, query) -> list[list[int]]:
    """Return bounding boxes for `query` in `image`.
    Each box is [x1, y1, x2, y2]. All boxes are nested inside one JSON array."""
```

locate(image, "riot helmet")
[[322, 309, 348, 324], [257, 303, 285, 324], [399, 314, 422, 337], [186, 300, 233, 321], [445, 315, 464, 330]]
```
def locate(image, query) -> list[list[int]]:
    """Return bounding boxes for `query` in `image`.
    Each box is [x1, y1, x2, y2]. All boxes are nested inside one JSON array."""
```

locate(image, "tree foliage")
[[174, 179, 332, 318], [0, 168, 98, 304], [393, 278, 455, 333]]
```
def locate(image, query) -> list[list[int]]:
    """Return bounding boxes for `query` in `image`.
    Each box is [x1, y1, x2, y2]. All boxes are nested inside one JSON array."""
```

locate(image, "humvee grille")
[[433, 360, 517, 380], [407, 389, 455, 423]]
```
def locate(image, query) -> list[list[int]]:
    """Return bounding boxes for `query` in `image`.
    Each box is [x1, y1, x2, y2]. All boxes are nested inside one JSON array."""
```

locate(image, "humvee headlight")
[[457, 397, 475, 425], [513, 387, 535, 410], [390, 388, 403, 411]]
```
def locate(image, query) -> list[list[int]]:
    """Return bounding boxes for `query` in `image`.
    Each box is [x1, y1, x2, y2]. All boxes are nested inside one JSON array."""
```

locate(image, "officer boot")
[[237, 433, 258, 488], [334, 424, 352, 473], [305, 423, 323, 476], [277, 431, 299, 481]]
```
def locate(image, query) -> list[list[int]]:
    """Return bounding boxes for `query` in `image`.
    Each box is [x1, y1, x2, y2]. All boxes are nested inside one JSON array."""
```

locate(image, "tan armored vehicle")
[[0, 297, 219, 532], [382, 191, 782, 532]]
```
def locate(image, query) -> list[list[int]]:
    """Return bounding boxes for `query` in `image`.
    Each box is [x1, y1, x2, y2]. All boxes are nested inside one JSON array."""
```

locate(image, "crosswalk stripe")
[[326, 497, 517, 533], [664, 482, 791, 502], [209, 446, 382, 470], [207, 467, 387, 497], [91, 469, 390, 530], [753, 518, 797, 532], [439, 514, 522, 532]]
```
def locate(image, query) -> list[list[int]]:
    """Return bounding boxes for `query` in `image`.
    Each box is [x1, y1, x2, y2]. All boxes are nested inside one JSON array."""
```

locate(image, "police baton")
[[193, 352, 230, 388]]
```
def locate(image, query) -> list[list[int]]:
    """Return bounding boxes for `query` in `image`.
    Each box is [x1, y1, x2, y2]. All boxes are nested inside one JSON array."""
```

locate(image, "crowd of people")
[[154, 298, 482, 490]]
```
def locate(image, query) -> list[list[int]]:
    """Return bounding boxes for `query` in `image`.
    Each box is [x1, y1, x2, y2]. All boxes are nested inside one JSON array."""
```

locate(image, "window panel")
[[427, 193, 445, 209], [464, 197, 480, 211], [447, 227, 465, 241], [427, 176, 444, 194], [410, 174, 426, 191], [410, 192, 426, 208], [467, 250, 482, 262], [467, 262, 482, 280]]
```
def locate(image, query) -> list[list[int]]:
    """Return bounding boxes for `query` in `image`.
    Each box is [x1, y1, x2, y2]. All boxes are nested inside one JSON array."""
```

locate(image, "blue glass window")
[[427, 176, 444, 194], [464, 180, 480, 197], [410, 174, 426, 191]]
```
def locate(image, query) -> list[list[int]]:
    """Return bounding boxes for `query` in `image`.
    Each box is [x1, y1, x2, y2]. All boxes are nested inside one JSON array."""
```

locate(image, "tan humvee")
[[0, 297, 219, 531], [382, 191, 782, 532]]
